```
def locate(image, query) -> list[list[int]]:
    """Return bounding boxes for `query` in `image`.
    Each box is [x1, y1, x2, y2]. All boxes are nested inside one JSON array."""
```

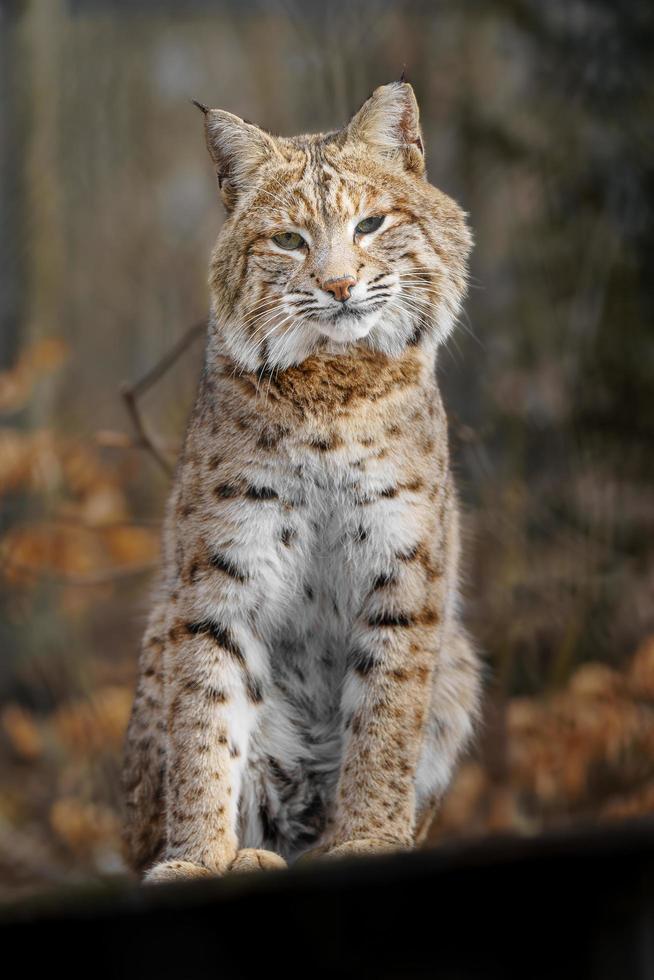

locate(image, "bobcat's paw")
[[143, 859, 215, 884], [229, 848, 287, 874], [324, 837, 410, 859]]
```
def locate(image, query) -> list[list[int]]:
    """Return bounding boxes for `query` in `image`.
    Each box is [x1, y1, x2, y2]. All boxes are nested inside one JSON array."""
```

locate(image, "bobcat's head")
[[199, 82, 472, 371]]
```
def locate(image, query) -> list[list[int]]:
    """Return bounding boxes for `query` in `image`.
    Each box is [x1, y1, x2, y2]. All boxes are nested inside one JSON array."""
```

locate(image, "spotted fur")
[[123, 82, 481, 882]]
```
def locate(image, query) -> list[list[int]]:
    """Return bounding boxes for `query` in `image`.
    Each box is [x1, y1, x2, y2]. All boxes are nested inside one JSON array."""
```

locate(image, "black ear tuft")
[[191, 99, 209, 115], [399, 67, 408, 83]]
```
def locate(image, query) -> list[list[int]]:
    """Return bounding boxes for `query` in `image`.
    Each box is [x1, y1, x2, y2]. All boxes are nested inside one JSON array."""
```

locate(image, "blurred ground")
[[1, 0, 653, 901]]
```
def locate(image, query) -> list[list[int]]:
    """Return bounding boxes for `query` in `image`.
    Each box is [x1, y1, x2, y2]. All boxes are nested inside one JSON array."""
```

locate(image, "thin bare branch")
[[94, 429, 181, 455], [120, 319, 206, 476], [120, 384, 172, 477], [130, 320, 207, 398]]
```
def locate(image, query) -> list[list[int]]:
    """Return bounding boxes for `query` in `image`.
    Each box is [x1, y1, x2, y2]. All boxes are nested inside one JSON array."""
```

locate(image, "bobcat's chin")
[[313, 308, 382, 344]]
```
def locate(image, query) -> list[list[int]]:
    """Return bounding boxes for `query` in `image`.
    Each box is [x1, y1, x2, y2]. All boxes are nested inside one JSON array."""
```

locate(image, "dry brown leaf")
[[568, 662, 624, 700], [629, 635, 654, 700], [101, 525, 159, 566], [0, 338, 68, 414], [52, 686, 133, 756], [50, 798, 120, 854], [1, 524, 101, 586], [0, 705, 42, 762]]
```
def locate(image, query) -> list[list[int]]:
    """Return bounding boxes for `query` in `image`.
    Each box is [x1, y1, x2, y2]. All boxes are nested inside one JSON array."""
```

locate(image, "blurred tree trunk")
[[0, 0, 27, 368], [19, 0, 65, 421]]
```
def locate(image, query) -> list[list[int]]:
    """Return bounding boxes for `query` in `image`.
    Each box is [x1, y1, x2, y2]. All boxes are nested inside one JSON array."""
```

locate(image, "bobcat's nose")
[[322, 275, 357, 303]]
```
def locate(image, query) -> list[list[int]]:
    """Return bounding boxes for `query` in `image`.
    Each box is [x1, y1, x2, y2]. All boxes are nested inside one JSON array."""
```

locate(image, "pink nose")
[[322, 275, 356, 302]]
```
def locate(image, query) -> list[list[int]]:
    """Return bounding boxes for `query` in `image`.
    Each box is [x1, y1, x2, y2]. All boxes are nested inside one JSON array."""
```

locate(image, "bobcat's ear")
[[198, 105, 280, 210], [344, 81, 425, 177]]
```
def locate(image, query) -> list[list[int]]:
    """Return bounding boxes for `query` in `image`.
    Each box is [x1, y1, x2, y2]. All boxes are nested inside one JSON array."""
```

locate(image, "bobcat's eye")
[[355, 215, 385, 236], [272, 232, 305, 250]]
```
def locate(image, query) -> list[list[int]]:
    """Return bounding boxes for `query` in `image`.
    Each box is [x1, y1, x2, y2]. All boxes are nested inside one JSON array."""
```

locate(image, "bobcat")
[[123, 81, 481, 882]]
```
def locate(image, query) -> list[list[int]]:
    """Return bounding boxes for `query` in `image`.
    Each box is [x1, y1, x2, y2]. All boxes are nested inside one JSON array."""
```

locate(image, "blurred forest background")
[[0, 0, 653, 901]]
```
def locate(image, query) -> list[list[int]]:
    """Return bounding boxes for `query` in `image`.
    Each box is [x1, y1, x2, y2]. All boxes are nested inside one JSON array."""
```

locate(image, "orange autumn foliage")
[[431, 637, 654, 843]]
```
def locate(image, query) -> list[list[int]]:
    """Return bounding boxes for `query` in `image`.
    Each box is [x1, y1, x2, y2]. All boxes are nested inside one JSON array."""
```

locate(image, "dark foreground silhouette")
[[2, 817, 654, 979]]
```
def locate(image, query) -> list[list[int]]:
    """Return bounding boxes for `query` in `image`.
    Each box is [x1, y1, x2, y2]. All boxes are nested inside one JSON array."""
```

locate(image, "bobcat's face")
[[202, 83, 472, 371]]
